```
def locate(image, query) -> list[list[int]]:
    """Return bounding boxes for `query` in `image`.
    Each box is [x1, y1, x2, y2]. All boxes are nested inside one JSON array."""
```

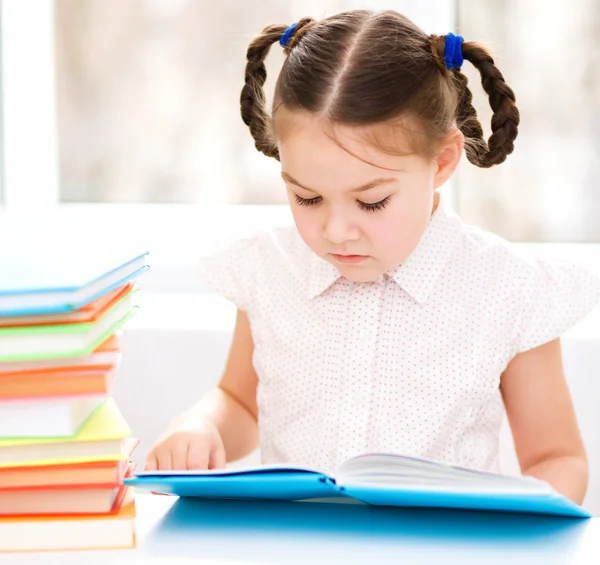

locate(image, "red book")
[[0, 461, 136, 516], [0, 438, 138, 489]]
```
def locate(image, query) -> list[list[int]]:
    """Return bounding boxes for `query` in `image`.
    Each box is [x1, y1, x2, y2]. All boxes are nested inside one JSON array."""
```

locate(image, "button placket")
[[338, 281, 383, 459]]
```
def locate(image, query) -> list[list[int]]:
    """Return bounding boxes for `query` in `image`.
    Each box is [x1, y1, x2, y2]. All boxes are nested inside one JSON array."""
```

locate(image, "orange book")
[[0, 365, 115, 398], [0, 462, 135, 516], [0, 488, 136, 552], [0, 283, 134, 328], [0, 438, 138, 488]]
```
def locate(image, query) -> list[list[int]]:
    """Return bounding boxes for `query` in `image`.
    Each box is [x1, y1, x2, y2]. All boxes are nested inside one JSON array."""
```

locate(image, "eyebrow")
[[281, 172, 396, 194]]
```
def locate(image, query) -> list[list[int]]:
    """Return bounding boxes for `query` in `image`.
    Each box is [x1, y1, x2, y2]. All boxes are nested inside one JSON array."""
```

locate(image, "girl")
[[145, 10, 600, 504]]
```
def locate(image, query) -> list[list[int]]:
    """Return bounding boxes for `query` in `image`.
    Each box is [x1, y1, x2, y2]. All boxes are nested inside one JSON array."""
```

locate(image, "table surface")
[[1, 494, 599, 565]]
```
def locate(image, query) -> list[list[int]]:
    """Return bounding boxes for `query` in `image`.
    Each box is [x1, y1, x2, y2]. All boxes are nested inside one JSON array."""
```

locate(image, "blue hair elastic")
[[280, 23, 298, 47], [444, 32, 464, 70]]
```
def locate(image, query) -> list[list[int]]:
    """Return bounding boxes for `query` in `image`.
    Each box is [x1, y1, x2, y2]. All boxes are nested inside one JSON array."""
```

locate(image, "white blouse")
[[198, 196, 600, 474]]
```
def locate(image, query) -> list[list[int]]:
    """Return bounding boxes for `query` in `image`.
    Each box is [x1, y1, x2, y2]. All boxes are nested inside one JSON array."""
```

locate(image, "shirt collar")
[[387, 196, 463, 304], [306, 253, 342, 299], [306, 192, 464, 302]]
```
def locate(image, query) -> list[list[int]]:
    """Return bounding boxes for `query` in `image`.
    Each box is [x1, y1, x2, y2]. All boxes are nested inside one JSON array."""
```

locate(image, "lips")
[[331, 253, 368, 264]]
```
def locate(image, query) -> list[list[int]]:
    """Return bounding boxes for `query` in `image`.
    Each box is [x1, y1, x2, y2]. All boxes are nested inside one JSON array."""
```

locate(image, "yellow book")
[[0, 398, 131, 468]]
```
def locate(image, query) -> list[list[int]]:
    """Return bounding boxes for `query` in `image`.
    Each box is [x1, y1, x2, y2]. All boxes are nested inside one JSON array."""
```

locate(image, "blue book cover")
[[0, 249, 150, 316], [126, 453, 591, 518]]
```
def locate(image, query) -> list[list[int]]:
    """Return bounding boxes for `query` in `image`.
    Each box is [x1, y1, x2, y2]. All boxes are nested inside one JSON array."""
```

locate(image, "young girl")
[[145, 10, 600, 504]]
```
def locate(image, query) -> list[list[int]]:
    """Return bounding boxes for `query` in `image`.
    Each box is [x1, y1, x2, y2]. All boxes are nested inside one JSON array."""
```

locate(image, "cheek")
[[366, 199, 431, 261], [367, 213, 419, 255], [290, 207, 323, 251]]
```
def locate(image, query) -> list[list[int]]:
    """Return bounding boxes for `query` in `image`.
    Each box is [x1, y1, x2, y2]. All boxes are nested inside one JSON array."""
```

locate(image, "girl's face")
[[278, 113, 463, 283]]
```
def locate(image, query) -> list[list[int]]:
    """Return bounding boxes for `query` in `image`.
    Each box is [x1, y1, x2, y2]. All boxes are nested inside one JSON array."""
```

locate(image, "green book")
[[0, 289, 138, 362]]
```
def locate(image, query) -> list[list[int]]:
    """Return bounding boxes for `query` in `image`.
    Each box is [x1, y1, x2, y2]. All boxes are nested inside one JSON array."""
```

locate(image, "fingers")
[[187, 439, 210, 470], [209, 437, 226, 470], [143, 427, 223, 473], [144, 454, 158, 471], [156, 449, 173, 471], [145, 447, 174, 493], [171, 439, 189, 470]]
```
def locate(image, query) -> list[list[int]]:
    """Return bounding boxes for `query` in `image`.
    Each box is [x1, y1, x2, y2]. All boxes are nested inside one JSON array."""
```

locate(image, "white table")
[[1, 494, 599, 564]]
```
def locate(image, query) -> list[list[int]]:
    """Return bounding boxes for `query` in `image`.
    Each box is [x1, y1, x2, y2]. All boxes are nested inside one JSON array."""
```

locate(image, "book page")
[[336, 453, 553, 495], [136, 462, 333, 478]]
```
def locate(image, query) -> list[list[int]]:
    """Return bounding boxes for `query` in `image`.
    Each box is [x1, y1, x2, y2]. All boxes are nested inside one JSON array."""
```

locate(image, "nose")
[[323, 209, 360, 244]]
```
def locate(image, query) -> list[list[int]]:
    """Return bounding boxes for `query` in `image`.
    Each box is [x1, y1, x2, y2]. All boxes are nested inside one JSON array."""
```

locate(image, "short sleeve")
[[512, 256, 600, 354], [197, 235, 261, 313]]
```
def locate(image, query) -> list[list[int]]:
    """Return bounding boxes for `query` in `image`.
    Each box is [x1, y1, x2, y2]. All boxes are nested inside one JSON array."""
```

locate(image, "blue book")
[[126, 452, 590, 518], [0, 249, 150, 316]]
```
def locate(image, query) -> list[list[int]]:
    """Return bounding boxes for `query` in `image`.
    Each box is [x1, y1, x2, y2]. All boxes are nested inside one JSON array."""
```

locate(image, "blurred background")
[[45, 0, 600, 241]]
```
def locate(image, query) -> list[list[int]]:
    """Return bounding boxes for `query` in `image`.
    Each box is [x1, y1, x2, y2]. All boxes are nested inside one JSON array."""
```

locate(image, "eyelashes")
[[358, 197, 390, 212], [293, 194, 390, 212], [294, 194, 322, 207]]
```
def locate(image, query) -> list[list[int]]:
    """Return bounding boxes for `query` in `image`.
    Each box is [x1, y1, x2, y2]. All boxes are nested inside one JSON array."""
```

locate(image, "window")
[[457, 0, 600, 242], [0, 0, 452, 292], [51, 0, 454, 205], [1, 0, 598, 296]]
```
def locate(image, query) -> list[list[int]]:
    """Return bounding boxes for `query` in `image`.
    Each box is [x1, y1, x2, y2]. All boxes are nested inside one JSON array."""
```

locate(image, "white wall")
[[113, 294, 600, 514]]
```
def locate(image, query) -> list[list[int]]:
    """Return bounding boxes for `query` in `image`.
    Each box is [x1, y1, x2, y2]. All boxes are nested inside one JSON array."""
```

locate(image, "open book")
[[126, 452, 590, 518]]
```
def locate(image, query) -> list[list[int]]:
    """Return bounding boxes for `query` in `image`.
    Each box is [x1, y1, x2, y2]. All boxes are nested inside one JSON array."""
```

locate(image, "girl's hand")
[[144, 419, 226, 471]]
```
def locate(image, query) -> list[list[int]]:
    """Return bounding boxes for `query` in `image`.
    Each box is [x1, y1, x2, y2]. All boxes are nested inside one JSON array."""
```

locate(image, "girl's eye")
[[293, 193, 390, 211], [294, 194, 322, 207], [358, 196, 390, 212]]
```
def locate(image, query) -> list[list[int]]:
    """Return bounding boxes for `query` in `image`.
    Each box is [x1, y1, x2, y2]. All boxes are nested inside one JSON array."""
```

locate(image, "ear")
[[433, 129, 464, 189]]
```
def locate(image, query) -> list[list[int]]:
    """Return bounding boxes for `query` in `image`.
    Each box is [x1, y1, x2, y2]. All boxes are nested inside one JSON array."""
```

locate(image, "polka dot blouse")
[[198, 196, 600, 474]]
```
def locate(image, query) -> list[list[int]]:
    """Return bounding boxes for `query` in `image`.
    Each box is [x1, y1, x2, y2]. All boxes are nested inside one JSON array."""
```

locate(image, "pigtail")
[[432, 36, 520, 168], [240, 18, 316, 161], [460, 42, 520, 167], [452, 64, 489, 167], [240, 24, 287, 160]]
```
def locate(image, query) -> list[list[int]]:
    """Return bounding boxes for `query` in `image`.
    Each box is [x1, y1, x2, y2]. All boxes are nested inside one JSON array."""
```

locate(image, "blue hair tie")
[[280, 23, 298, 48], [444, 32, 464, 70]]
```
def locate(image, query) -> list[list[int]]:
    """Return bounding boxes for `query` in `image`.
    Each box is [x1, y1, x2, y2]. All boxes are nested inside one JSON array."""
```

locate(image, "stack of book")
[[0, 250, 149, 552]]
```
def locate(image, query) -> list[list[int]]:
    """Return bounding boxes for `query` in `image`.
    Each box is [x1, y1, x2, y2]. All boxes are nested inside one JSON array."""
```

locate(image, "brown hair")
[[240, 10, 519, 168]]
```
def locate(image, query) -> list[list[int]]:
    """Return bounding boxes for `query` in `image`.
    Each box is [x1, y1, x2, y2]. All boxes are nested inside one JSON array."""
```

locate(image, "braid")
[[431, 35, 520, 168], [452, 68, 489, 167], [240, 24, 287, 160], [240, 18, 316, 161], [457, 41, 520, 168]]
